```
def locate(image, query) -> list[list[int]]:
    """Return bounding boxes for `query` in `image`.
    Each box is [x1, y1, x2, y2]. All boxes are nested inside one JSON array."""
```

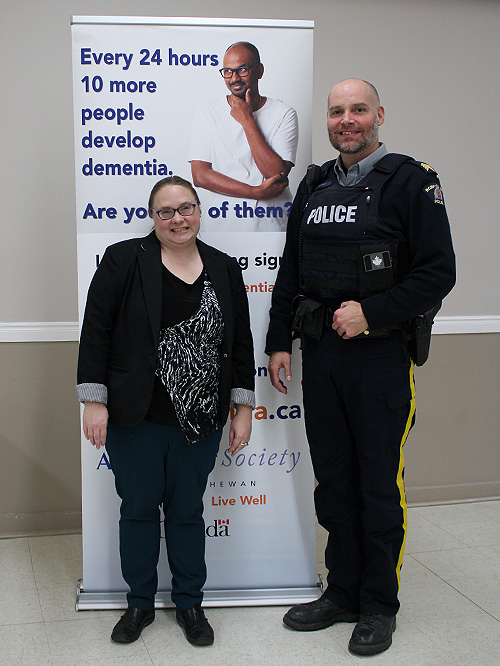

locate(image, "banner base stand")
[[76, 576, 323, 611]]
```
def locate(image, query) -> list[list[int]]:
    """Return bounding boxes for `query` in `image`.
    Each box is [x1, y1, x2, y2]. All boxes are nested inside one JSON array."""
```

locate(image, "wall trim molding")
[[433, 316, 500, 335], [407, 480, 500, 505], [0, 316, 499, 342], [0, 322, 80, 342]]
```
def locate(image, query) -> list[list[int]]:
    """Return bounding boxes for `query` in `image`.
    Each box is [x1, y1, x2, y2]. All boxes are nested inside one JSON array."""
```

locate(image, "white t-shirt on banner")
[[189, 97, 298, 232]]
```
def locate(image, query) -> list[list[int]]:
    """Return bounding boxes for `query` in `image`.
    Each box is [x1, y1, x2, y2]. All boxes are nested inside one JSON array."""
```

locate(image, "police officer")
[[266, 79, 455, 656]]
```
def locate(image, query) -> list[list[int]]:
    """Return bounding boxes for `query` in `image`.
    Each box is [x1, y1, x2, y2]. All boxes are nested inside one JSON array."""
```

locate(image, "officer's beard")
[[329, 119, 379, 155]]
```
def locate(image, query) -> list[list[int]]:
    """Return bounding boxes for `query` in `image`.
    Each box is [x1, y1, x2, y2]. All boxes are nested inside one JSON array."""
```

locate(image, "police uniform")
[[266, 144, 455, 616]]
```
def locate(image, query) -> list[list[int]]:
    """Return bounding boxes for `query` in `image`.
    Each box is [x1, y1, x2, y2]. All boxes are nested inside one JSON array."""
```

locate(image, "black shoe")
[[348, 613, 396, 655], [176, 604, 214, 646], [283, 595, 359, 631], [111, 607, 155, 643]]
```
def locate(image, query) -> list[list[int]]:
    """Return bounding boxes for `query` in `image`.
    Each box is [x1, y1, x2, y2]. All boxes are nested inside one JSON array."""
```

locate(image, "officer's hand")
[[268, 352, 292, 394], [332, 301, 368, 339]]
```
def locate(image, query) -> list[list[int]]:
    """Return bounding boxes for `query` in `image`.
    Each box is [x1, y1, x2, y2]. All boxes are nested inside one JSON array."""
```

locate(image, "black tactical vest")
[[300, 154, 411, 304]]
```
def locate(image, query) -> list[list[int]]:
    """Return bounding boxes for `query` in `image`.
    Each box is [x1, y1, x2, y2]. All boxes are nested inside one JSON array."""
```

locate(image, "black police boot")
[[348, 613, 396, 655], [283, 594, 359, 631]]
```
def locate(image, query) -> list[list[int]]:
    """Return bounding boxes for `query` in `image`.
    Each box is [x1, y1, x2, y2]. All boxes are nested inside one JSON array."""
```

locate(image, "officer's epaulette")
[[411, 159, 438, 175], [372, 154, 440, 177]]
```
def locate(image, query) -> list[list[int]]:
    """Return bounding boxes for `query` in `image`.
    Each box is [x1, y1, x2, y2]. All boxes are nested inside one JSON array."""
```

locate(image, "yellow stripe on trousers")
[[396, 360, 416, 589]]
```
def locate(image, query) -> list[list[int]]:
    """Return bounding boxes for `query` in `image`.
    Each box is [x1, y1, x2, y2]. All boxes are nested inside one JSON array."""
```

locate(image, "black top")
[[146, 266, 205, 426]]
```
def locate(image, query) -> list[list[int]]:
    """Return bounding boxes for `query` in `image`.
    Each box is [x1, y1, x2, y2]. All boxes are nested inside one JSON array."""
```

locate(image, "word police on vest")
[[306, 204, 357, 224]]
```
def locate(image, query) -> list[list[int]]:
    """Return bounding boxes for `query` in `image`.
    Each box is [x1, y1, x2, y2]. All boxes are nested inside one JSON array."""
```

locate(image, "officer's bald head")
[[328, 79, 380, 110], [327, 79, 385, 166]]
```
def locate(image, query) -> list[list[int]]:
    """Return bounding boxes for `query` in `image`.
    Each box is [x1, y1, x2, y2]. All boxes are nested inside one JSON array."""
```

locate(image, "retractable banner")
[[72, 16, 317, 609]]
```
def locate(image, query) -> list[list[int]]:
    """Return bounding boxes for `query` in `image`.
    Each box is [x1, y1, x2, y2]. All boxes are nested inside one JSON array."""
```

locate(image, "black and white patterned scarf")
[[155, 279, 224, 443]]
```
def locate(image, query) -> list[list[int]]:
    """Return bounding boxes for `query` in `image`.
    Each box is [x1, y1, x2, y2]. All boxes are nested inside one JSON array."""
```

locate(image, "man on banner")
[[265, 79, 455, 655], [189, 41, 298, 232]]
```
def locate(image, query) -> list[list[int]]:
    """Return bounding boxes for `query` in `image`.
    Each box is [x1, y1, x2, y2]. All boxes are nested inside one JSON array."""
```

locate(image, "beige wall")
[[0, 343, 81, 537], [405, 335, 500, 504], [1, 335, 499, 536], [1, 0, 499, 536]]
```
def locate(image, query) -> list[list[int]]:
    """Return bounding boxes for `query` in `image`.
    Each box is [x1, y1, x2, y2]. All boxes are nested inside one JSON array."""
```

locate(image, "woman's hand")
[[228, 404, 252, 457], [82, 402, 109, 450]]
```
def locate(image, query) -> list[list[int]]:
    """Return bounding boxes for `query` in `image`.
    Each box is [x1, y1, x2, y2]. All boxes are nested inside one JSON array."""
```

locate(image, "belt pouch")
[[291, 295, 325, 341]]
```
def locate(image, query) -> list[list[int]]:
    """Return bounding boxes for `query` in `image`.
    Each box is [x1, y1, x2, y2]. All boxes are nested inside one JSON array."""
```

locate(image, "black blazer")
[[77, 231, 255, 428]]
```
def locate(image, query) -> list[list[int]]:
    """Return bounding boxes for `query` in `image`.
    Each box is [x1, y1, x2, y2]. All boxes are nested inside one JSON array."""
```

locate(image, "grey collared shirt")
[[333, 143, 388, 186]]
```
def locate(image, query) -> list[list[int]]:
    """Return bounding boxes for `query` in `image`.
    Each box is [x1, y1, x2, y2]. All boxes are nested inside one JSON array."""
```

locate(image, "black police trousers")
[[302, 328, 415, 616]]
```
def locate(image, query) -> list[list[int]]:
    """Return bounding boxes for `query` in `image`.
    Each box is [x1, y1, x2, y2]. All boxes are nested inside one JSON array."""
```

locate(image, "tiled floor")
[[1, 501, 500, 665]]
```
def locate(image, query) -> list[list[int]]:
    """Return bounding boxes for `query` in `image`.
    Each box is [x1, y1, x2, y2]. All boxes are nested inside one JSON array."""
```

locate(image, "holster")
[[406, 302, 442, 366]]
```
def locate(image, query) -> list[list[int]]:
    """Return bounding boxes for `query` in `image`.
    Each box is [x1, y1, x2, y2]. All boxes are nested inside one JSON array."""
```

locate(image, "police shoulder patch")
[[423, 183, 445, 205]]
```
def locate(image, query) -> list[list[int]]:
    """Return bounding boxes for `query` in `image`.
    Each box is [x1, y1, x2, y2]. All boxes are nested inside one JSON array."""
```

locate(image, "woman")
[[77, 176, 255, 646]]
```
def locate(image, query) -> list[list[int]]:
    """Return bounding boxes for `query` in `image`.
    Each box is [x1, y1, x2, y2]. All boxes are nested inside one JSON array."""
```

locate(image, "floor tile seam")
[[26, 536, 64, 595], [444, 539, 500, 549], [432, 544, 500, 563], [30, 558, 49, 615], [39, 617, 117, 627], [138, 635, 155, 665], [476, 538, 500, 546], [0, 618, 46, 628], [408, 512, 475, 524], [434, 570, 500, 586], [411, 515, 498, 530], [478, 544, 500, 556], [439, 577, 500, 622], [26, 535, 39, 585], [420, 515, 500, 531], [476, 514, 500, 525], [404, 554, 495, 609], [0, 619, 55, 665], [40, 611, 116, 624], [42, 619, 56, 666], [406, 547, 498, 571], [405, 556, 461, 586], [405, 534, 473, 552], [406, 545, 474, 558]]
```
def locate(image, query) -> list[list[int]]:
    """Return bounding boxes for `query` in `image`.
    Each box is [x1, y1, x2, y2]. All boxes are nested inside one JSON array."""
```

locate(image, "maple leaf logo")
[[372, 255, 383, 267]]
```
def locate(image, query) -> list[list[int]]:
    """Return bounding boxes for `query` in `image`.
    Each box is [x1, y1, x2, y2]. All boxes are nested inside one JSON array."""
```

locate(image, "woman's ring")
[[240, 442, 249, 447]]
